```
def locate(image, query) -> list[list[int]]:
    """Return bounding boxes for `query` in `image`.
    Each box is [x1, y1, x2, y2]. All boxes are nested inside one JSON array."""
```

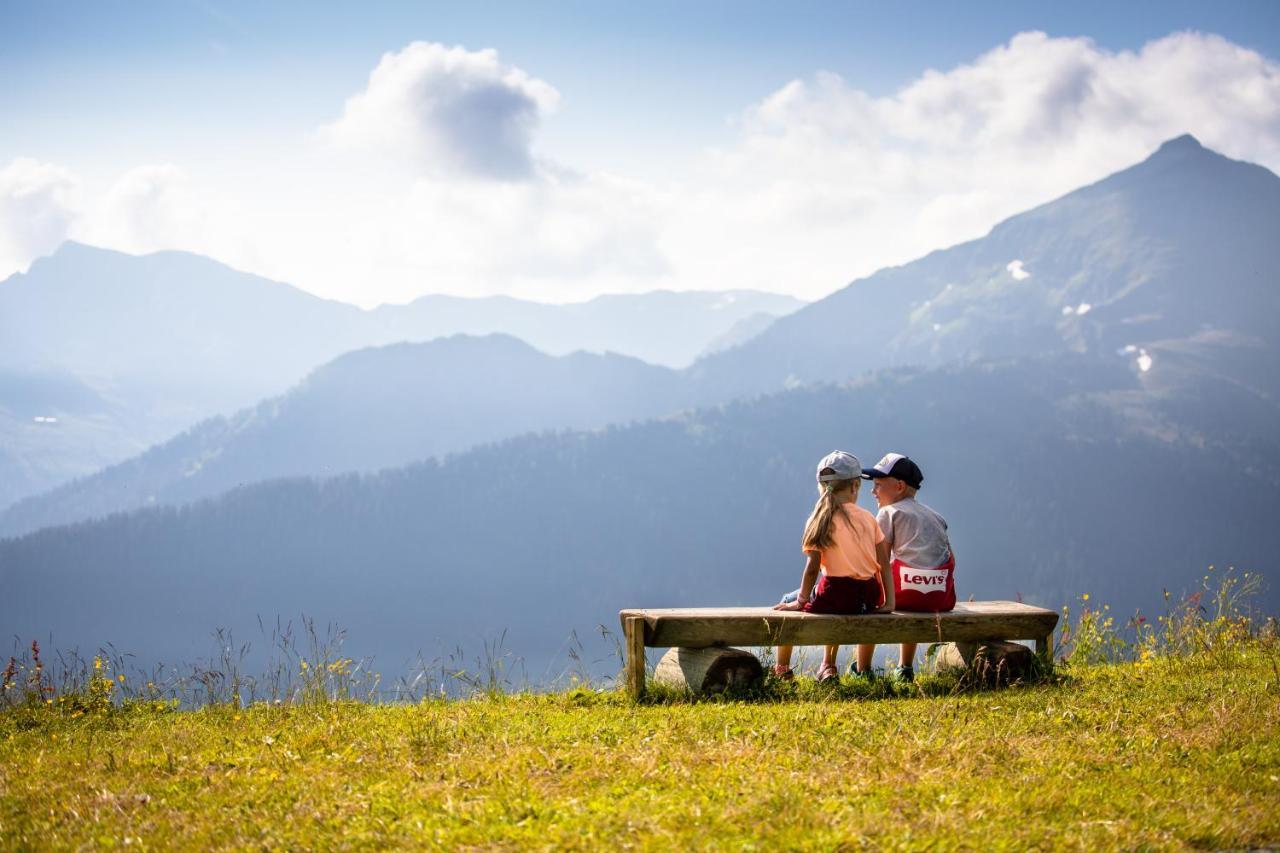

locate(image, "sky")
[[2, 1, 1279, 306]]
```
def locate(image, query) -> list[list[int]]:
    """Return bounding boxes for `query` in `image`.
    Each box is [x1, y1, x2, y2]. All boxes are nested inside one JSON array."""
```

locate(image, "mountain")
[[0, 245, 369, 511], [697, 311, 780, 358], [14, 135, 1273, 535], [0, 243, 800, 509], [2, 354, 1275, 679], [0, 335, 687, 536], [690, 135, 1280, 403], [374, 290, 803, 368], [0, 368, 156, 511], [0, 241, 369, 416]]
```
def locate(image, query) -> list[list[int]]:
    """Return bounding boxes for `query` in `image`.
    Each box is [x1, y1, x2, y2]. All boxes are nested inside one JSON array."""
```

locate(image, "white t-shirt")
[[876, 496, 952, 569]]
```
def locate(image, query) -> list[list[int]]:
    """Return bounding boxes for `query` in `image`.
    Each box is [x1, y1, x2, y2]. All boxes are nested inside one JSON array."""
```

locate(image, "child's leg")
[[856, 643, 875, 673], [823, 645, 840, 668], [900, 642, 918, 669], [777, 645, 794, 670]]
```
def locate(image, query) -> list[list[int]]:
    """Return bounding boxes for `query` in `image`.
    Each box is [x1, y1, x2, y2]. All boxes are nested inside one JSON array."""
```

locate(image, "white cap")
[[816, 450, 862, 482]]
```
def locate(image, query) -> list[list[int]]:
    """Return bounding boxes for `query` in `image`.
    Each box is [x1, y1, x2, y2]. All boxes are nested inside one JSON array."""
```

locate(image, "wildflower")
[[94, 657, 103, 671], [1082, 594, 1090, 601], [117, 674, 125, 683]]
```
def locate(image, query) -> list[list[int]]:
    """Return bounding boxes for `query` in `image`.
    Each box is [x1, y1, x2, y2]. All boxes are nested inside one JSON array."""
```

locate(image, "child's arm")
[[874, 540, 895, 613], [773, 552, 822, 611]]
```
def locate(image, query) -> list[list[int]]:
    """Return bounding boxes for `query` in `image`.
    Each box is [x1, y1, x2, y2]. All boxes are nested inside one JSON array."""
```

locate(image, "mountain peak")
[[1140, 134, 1219, 171], [1157, 133, 1204, 153]]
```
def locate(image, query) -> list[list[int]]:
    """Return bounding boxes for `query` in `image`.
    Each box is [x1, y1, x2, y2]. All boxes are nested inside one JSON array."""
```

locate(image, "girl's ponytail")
[[802, 477, 857, 551]]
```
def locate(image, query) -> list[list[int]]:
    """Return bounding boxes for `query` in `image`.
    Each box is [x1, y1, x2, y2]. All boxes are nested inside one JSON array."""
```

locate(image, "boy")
[[855, 453, 955, 681]]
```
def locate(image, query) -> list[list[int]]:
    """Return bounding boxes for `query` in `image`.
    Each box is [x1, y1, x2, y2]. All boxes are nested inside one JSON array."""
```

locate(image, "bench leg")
[[624, 616, 646, 699], [1035, 634, 1053, 665]]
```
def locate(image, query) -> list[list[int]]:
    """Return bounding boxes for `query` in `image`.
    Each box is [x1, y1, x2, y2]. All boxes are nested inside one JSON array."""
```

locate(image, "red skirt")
[[803, 574, 883, 615]]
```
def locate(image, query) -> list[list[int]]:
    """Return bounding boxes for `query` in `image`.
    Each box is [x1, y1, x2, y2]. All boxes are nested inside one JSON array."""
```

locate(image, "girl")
[[772, 450, 895, 682]]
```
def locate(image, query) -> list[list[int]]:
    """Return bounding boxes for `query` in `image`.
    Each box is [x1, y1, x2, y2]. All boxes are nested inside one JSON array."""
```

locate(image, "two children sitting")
[[772, 450, 954, 682]]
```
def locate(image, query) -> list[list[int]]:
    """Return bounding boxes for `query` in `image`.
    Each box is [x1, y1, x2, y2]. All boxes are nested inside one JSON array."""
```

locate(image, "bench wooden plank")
[[620, 602, 1057, 648], [618, 601, 1058, 697]]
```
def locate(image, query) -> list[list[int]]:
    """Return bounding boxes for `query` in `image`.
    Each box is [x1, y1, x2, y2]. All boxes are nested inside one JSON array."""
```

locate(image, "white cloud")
[[663, 30, 1280, 299], [265, 167, 673, 304], [86, 164, 202, 255], [0, 158, 80, 278], [320, 42, 560, 181]]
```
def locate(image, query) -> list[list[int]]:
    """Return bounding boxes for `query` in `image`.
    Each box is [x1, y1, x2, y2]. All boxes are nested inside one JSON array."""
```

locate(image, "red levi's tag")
[[892, 553, 956, 612]]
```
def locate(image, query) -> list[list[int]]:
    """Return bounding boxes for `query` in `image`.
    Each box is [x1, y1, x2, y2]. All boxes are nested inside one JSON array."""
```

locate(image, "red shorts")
[[803, 574, 883, 615], [892, 554, 956, 612]]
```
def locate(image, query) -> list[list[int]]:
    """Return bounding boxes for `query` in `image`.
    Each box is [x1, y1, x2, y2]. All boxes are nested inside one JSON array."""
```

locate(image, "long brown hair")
[[801, 476, 859, 551]]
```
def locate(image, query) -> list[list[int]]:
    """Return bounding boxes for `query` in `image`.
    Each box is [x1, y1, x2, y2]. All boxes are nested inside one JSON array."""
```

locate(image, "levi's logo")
[[898, 565, 949, 593]]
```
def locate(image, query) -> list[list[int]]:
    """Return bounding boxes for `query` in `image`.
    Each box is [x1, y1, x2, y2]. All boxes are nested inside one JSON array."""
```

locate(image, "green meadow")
[[2, 577, 1277, 849]]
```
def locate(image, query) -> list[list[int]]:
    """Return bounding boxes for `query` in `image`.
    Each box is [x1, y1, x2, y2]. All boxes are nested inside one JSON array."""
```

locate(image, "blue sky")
[[3, 2, 1279, 304], [7, 2, 1279, 170]]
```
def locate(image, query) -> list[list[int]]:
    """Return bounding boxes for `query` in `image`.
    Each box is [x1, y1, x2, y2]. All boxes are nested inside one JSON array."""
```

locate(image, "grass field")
[[2, 645, 1277, 847], [2, 578, 1277, 849]]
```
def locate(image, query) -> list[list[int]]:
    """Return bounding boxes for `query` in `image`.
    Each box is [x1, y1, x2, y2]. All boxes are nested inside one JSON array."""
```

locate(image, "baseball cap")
[[862, 452, 924, 489], [816, 450, 862, 482]]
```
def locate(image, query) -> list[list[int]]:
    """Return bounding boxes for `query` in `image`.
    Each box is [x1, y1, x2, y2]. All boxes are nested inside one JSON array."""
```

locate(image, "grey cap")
[[816, 450, 862, 482]]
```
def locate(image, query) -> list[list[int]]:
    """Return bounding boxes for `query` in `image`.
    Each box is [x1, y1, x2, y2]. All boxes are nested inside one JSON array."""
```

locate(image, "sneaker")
[[773, 665, 795, 681], [817, 663, 839, 683], [849, 665, 876, 681], [896, 665, 915, 683]]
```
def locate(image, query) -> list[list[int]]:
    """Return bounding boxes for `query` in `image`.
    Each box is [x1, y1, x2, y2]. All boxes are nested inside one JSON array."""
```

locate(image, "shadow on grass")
[[633, 658, 1064, 706]]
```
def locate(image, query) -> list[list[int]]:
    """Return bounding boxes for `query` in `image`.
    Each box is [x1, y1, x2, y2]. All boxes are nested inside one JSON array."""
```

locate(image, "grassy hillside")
[[2, 578, 1277, 848]]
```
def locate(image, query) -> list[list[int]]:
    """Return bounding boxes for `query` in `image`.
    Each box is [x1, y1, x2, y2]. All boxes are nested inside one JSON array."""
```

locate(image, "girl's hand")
[[773, 599, 804, 611]]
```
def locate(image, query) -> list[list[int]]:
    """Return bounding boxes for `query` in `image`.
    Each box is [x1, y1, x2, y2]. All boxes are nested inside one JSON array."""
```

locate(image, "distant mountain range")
[[7, 135, 1277, 537], [0, 245, 800, 510], [2, 135, 1277, 679], [0, 336, 691, 536]]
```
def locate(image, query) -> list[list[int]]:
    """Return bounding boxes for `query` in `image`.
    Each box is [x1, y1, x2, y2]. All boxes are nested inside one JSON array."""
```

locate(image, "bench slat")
[[619, 601, 1058, 649]]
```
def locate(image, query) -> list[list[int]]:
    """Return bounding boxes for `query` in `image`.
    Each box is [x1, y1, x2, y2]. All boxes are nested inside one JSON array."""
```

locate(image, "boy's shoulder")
[[880, 497, 947, 525]]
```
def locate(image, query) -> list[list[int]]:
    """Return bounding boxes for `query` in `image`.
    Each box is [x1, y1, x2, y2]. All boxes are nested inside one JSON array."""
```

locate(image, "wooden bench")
[[618, 601, 1059, 697]]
